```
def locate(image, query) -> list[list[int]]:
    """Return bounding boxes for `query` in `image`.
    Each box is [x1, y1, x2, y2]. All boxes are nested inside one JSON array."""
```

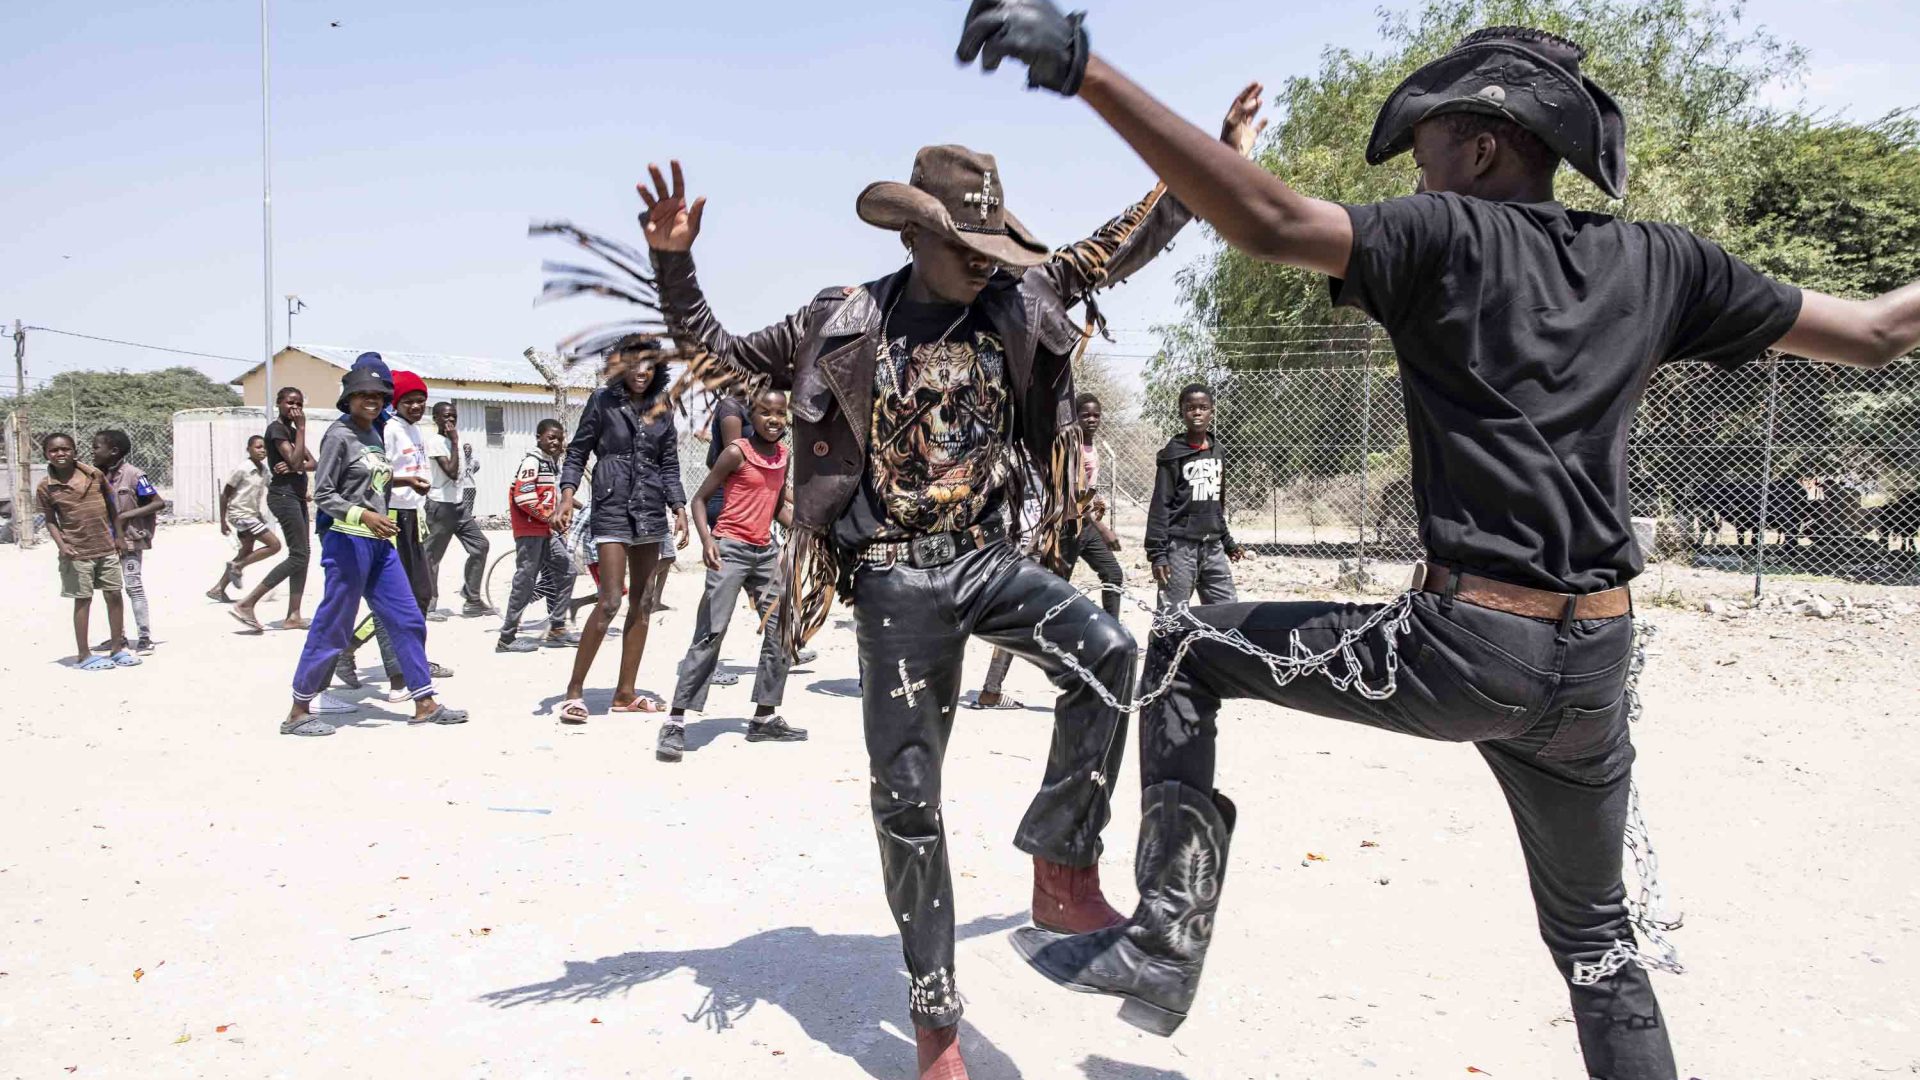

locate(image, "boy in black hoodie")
[[1145, 383, 1244, 609]]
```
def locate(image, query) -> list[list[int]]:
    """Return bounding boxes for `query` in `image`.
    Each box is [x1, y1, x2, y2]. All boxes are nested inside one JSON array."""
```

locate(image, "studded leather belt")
[[860, 518, 1007, 569], [1413, 562, 1632, 622]]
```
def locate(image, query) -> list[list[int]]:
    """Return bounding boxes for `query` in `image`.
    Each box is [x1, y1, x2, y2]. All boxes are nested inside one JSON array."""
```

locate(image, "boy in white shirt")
[[424, 401, 494, 619]]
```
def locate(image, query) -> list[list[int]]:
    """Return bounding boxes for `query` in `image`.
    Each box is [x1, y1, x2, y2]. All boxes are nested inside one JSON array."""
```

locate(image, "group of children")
[[37, 357, 1246, 761]]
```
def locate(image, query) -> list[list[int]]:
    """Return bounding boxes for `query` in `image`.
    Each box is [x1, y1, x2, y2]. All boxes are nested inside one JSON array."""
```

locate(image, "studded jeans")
[[853, 539, 1136, 1029]]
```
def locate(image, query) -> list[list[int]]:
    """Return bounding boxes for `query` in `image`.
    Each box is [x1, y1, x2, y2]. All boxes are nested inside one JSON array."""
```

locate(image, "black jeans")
[[501, 534, 570, 642], [426, 500, 489, 607], [1064, 527, 1126, 619], [1142, 590, 1673, 1079], [257, 487, 310, 601], [854, 540, 1135, 1029]]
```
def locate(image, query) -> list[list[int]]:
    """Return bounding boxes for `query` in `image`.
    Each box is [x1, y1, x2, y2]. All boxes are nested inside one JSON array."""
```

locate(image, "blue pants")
[[292, 531, 434, 702]]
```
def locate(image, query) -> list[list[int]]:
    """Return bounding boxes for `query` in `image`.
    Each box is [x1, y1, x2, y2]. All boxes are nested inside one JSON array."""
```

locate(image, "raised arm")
[[640, 162, 808, 390], [1777, 282, 1920, 370], [1039, 82, 1271, 306], [958, 2, 1353, 277]]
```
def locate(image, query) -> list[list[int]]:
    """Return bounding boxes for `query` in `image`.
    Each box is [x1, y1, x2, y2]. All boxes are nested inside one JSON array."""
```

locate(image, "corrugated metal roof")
[[232, 346, 604, 390]]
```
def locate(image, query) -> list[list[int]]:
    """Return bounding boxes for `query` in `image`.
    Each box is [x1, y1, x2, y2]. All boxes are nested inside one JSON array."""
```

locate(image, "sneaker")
[[134, 637, 156, 655], [496, 638, 540, 654], [746, 716, 808, 743], [655, 722, 686, 763], [429, 662, 455, 679], [310, 692, 358, 715], [334, 658, 363, 689], [462, 601, 499, 618], [425, 609, 450, 623], [384, 687, 413, 704]]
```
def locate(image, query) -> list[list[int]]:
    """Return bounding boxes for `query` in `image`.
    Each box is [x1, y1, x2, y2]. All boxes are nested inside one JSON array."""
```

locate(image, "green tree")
[[13, 367, 240, 429]]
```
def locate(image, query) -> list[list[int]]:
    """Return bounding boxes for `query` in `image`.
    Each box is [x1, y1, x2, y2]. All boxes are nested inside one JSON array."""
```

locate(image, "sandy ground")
[[1, 523, 1917, 1080]]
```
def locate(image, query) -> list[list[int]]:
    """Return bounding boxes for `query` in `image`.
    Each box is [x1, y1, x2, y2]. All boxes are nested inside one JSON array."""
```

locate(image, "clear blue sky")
[[2, 0, 1916, 392]]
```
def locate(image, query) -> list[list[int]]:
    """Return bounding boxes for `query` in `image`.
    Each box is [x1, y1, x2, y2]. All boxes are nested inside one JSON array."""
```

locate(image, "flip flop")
[[77, 655, 115, 672], [206, 587, 233, 603], [969, 695, 1026, 711], [110, 650, 142, 668], [280, 616, 311, 630], [608, 697, 664, 714], [559, 698, 590, 725], [230, 609, 265, 633]]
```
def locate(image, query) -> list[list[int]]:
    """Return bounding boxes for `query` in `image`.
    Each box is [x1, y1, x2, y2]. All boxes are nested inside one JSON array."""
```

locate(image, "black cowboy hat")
[[1367, 26, 1627, 198], [856, 145, 1052, 268]]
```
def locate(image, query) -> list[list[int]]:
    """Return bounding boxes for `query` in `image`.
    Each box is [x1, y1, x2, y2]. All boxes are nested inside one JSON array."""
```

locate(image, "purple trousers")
[[292, 530, 433, 702]]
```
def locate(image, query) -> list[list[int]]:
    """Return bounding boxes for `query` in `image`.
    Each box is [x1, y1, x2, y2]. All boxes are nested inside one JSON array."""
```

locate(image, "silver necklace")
[[879, 288, 970, 389]]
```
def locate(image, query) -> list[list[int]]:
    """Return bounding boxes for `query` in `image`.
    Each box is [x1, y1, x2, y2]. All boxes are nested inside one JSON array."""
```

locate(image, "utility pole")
[[286, 295, 306, 353], [12, 321, 32, 549], [261, 0, 276, 410]]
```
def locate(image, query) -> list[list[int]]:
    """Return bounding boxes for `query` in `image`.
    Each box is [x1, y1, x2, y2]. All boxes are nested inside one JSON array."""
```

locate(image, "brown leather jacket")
[[652, 183, 1194, 534]]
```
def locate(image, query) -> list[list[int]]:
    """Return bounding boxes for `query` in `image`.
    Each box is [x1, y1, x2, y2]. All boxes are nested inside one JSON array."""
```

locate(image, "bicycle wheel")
[[483, 550, 516, 612]]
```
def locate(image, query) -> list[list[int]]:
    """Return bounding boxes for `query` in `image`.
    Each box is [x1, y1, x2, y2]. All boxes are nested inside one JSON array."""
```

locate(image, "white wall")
[[170, 408, 272, 520]]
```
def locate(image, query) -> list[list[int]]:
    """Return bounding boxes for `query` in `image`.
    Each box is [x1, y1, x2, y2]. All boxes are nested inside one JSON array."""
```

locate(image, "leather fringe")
[[1048, 181, 1169, 340], [777, 526, 840, 658], [1033, 426, 1084, 575]]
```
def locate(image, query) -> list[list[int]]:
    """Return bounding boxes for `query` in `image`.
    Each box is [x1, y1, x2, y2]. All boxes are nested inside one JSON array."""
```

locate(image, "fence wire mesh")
[[7, 345, 1917, 597]]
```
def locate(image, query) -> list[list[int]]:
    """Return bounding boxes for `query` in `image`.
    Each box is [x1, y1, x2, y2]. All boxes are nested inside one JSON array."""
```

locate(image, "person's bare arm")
[[958, 3, 1352, 276], [1776, 282, 1920, 369], [118, 492, 165, 522], [219, 483, 235, 535]]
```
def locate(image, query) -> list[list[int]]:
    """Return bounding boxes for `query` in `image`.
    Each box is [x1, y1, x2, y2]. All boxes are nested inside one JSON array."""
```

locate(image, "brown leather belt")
[[1413, 563, 1632, 622]]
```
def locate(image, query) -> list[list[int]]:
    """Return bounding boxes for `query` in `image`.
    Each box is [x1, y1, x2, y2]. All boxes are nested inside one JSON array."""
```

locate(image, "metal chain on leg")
[[1031, 583, 1417, 715], [1572, 620, 1687, 986]]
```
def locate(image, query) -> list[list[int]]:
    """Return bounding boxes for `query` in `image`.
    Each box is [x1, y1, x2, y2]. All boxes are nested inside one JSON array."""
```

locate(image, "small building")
[[228, 346, 598, 518]]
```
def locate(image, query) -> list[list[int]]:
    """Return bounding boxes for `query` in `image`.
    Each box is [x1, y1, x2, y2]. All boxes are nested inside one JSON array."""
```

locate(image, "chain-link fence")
[[3, 414, 176, 543], [1092, 337, 1920, 594], [9, 353, 1916, 597]]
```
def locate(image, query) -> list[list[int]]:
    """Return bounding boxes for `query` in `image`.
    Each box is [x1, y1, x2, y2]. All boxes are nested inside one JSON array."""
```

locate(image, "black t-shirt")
[[832, 299, 1013, 549], [706, 395, 751, 468], [1332, 193, 1802, 592], [265, 419, 307, 498]]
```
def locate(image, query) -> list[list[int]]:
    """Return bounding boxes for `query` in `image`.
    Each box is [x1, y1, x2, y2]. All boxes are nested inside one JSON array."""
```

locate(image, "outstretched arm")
[[958, 3, 1352, 277], [640, 162, 807, 390], [1041, 82, 1271, 307], [1777, 282, 1920, 369]]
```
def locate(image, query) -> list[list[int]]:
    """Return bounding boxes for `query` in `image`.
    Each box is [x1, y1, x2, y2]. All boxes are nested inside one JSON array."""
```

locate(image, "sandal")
[[280, 716, 336, 737], [110, 650, 143, 668], [77, 655, 116, 672], [969, 694, 1025, 711], [609, 696, 664, 714], [206, 587, 232, 603], [410, 704, 469, 726], [230, 609, 265, 633], [559, 698, 590, 725]]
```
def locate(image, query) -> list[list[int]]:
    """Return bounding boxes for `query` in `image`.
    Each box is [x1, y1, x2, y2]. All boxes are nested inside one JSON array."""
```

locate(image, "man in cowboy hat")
[[639, 87, 1262, 1079], [960, 4, 1920, 1076]]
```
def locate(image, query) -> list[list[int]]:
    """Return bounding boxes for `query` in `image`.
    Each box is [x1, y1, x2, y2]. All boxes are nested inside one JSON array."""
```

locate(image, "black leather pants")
[[854, 539, 1136, 1029], [1141, 591, 1676, 1079]]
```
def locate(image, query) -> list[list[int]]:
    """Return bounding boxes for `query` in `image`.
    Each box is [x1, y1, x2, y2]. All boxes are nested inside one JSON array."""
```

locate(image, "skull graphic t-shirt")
[[834, 298, 1014, 548]]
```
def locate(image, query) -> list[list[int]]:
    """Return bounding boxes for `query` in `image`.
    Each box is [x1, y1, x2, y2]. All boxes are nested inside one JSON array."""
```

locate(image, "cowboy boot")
[[1032, 856, 1126, 934], [1010, 780, 1236, 1037], [915, 1023, 970, 1080]]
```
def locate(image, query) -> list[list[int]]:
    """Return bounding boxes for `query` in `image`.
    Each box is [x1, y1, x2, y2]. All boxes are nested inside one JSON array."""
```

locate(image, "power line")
[[22, 326, 255, 365]]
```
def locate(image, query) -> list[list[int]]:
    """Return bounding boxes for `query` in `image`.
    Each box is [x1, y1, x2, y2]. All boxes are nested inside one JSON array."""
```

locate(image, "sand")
[[1, 523, 1915, 1079]]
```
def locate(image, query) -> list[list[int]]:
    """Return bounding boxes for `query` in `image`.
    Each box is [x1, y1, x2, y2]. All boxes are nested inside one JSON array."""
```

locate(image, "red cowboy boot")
[[916, 1023, 969, 1080], [1032, 856, 1126, 934]]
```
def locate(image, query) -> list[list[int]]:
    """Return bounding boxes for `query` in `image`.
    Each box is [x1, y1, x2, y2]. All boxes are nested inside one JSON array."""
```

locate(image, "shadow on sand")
[[480, 914, 1043, 1079]]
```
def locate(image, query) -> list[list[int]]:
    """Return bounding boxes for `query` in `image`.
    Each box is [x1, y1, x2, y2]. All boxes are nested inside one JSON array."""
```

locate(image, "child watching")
[[1146, 383, 1246, 608], [661, 388, 806, 762], [36, 432, 136, 669], [93, 429, 165, 653], [208, 435, 283, 603], [497, 419, 577, 652]]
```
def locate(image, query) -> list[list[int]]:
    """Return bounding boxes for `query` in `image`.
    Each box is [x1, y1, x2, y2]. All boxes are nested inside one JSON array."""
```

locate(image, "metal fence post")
[[1752, 356, 1782, 598], [12, 322, 31, 549], [1356, 357, 1373, 578]]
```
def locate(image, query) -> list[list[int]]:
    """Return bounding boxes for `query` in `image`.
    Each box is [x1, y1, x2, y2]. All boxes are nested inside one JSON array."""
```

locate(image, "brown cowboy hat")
[[855, 145, 1051, 268]]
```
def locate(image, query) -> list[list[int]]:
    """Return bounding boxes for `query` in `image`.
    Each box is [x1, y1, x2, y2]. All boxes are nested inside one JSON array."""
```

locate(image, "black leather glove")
[[956, 0, 1090, 97]]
